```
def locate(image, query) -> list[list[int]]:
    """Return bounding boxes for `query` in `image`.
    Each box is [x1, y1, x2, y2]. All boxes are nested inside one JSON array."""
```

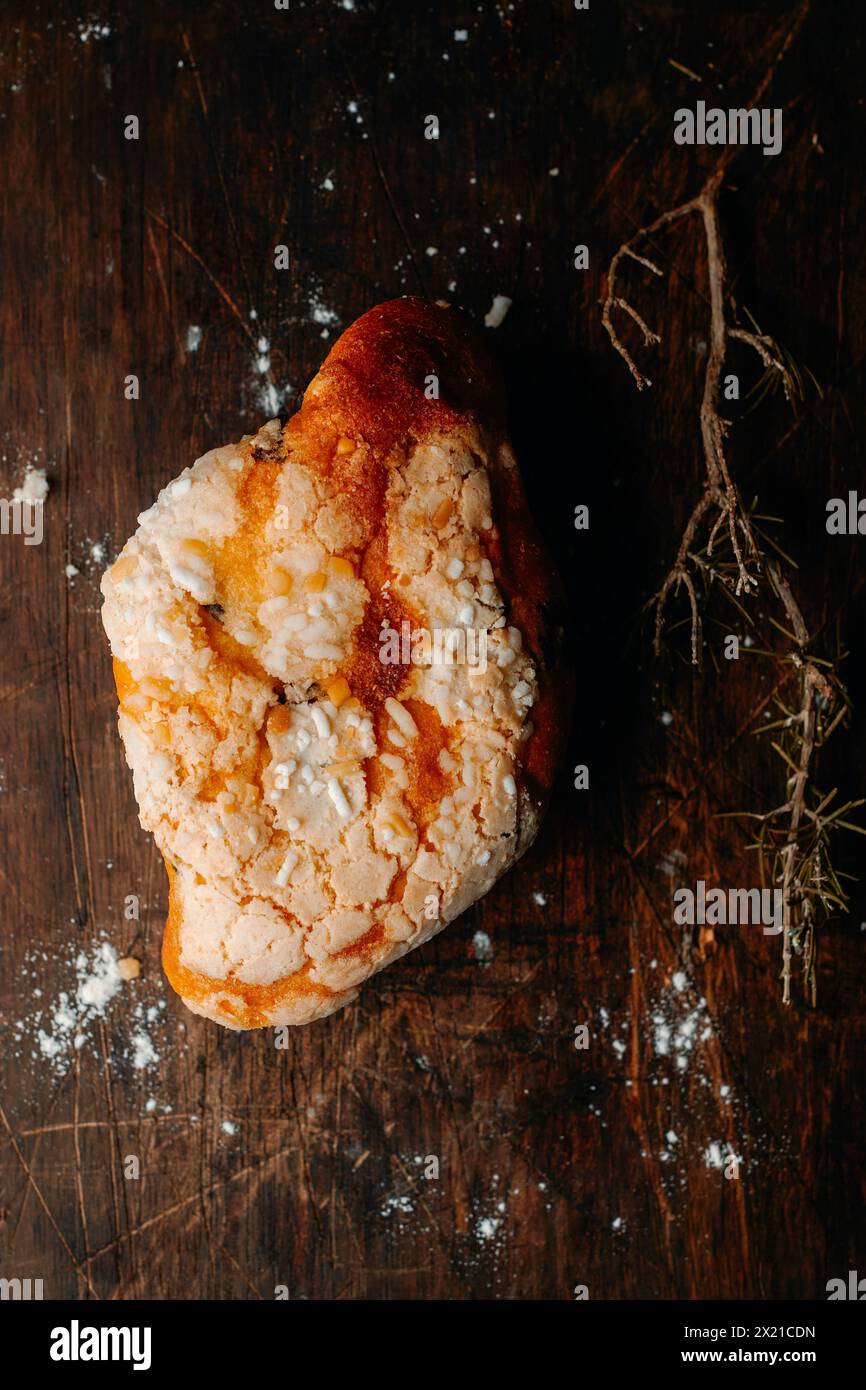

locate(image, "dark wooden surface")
[[1, 0, 864, 1301]]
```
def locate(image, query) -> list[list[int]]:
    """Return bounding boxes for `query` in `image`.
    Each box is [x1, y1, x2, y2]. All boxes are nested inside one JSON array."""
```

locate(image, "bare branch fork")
[[602, 169, 788, 662], [602, 0, 812, 665]]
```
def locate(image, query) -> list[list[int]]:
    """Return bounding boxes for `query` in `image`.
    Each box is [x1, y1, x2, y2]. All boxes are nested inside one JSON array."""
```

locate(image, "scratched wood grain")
[[0, 0, 864, 1301]]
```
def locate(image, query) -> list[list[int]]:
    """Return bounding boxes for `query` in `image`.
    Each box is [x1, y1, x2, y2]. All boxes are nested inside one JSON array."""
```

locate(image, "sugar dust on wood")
[[9, 939, 176, 1089]]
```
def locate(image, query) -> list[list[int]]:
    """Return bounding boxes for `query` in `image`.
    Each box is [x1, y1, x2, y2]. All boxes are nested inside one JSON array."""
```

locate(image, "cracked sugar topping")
[[101, 414, 539, 1026]]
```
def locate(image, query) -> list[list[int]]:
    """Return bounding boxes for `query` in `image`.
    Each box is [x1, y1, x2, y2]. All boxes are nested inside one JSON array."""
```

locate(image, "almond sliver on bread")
[[101, 298, 571, 1029]]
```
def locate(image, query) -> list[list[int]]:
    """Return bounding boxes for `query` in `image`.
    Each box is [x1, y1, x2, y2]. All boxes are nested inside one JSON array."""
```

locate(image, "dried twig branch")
[[600, 0, 860, 1003], [765, 563, 835, 1002], [728, 327, 786, 376], [603, 170, 776, 655]]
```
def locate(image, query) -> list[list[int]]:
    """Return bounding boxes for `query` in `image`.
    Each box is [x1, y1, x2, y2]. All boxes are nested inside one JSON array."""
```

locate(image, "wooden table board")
[[0, 0, 863, 1300]]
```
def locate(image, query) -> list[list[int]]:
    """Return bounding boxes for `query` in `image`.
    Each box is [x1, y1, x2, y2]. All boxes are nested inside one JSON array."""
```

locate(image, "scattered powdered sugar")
[[126, 997, 166, 1073], [658, 847, 687, 878], [257, 379, 291, 417], [11, 938, 170, 1082], [595, 963, 762, 1197], [64, 535, 114, 594], [2, 444, 53, 497], [243, 319, 293, 416], [475, 1214, 501, 1242], [255, 335, 271, 375], [463, 1181, 509, 1283], [380, 1192, 415, 1218], [704, 1140, 742, 1172], [251, 336, 278, 414], [472, 929, 493, 962], [307, 289, 340, 339], [129, 1024, 159, 1070], [78, 19, 111, 43], [648, 972, 712, 1072], [24, 941, 121, 1070], [83, 536, 110, 568], [12, 465, 49, 503]]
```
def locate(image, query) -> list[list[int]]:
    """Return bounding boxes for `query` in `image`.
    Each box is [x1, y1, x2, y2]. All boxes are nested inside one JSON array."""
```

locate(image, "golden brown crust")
[[289, 296, 572, 809], [162, 861, 341, 1029], [289, 296, 506, 459]]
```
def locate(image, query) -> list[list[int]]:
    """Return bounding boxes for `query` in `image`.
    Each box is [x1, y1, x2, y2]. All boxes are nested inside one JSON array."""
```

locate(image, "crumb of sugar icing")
[[484, 295, 512, 329], [130, 1028, 159, 1069], [472, 930, 493, 962], [13, 465, 49, 502], [78, 20, 111, 42]]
